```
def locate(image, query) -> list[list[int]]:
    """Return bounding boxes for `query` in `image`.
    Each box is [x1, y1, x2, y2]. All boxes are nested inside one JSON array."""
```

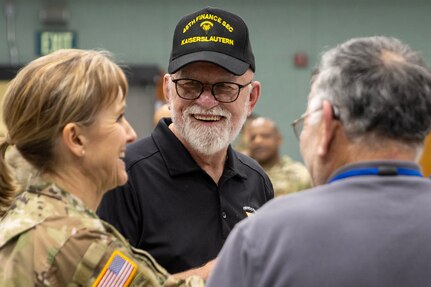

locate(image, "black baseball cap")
[[168, 7, 255, 76]]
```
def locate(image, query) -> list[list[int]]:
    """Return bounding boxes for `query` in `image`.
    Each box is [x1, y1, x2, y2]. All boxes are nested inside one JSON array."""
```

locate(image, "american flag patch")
[[93, 250, 137, 287]]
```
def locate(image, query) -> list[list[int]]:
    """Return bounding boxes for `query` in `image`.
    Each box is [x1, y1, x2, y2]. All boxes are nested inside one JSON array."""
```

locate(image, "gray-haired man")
[[207, 36, 431, 287]]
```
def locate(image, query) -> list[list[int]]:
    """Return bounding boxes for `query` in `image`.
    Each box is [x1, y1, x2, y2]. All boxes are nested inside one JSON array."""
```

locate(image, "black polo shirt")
[[97, 118, 274, 273]]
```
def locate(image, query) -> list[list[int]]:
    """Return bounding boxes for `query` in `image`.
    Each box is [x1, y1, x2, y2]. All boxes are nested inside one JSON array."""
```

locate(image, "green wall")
[[1, 0, 430, 161]]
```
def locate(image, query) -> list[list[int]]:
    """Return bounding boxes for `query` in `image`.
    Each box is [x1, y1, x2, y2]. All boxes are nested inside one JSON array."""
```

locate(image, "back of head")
[[312, 36, 431, 146], [0, 49, 127, 216]]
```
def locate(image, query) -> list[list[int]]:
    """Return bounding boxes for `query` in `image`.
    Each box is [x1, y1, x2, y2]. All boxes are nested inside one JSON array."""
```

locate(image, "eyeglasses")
[[171, 78, 252, 103], [291, 105, 340, 140]]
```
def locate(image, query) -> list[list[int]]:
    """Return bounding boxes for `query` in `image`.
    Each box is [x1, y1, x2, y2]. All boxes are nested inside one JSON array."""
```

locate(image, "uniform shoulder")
[[0, 190, 65, 247], [279, 155, 306, 168], [277, 156, 311, 180]]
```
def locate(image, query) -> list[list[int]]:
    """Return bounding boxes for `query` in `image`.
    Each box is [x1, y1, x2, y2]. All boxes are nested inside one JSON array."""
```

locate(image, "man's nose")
[[195, 86, 219, 109]]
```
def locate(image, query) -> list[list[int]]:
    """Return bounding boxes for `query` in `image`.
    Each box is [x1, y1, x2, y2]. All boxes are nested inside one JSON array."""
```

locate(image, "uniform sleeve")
[[45, 227, 204, 287], [97, 182, 142, 247], [206, 223, 258, 287], [292, 162, 312, 191], [0, 233, 35, 286]]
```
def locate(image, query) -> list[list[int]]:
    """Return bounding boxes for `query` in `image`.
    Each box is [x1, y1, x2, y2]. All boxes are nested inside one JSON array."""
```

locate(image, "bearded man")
[[97, 7, 273, 279]]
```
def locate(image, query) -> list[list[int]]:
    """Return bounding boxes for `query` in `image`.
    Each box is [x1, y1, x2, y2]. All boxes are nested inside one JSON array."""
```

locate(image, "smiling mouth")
[[193, 114, 223, 122]]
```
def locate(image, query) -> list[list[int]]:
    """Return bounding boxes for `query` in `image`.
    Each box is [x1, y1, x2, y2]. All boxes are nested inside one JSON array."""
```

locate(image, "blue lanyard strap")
[[328, 167, 422, 184]]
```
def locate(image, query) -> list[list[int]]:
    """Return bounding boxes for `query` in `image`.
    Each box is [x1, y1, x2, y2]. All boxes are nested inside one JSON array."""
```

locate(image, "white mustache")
[[184, 105, 231, 119]]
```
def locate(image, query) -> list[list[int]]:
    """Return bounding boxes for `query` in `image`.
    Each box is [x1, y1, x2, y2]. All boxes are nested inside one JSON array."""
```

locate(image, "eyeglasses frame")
[[171, 78, 252, 103], [291, 104, 340, 140]]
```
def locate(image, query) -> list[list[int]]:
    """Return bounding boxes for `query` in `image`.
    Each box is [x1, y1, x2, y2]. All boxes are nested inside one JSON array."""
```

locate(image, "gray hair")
[[312, 36, 431, 144]]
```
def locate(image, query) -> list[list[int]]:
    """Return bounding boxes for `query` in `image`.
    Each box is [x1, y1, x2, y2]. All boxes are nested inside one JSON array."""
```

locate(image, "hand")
[[173, 258, 217, 281]]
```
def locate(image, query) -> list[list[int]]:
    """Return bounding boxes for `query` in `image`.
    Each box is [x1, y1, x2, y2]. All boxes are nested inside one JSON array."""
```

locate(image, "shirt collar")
[[328, 160, 421, 183]]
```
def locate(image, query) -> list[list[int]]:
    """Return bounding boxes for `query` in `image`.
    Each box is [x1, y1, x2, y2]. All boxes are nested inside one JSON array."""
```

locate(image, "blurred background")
[[1, 0, 430, 173]]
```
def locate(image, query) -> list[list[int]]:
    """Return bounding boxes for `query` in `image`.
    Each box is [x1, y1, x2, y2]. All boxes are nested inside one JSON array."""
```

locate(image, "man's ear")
[[247, 81, 261, 115], [62, 123, 86, 157], [317, 100, 339, 156], [163, 74, 172, 105]]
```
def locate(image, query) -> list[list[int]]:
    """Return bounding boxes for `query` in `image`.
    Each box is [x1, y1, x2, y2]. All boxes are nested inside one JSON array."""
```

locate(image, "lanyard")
[[328, 166, 422, 184]]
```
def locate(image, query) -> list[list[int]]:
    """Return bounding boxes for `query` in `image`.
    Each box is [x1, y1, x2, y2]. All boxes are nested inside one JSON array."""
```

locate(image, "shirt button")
[[222, 211, 227, 219]]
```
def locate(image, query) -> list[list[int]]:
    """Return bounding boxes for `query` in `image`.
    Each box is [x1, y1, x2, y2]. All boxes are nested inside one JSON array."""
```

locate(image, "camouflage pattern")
[[0, 182, 204, 287], [264, 156, 311, 197]]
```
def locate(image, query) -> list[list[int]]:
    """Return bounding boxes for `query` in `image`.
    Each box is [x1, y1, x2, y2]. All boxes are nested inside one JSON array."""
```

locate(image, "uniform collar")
[[27, 182, 98, 218]]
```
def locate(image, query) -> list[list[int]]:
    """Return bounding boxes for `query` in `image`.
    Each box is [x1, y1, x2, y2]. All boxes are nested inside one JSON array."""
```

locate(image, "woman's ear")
[[62, 123, 86, 157]]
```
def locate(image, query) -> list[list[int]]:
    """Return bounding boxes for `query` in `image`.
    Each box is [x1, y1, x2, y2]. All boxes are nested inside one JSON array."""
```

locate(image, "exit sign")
[[36, 31, 77, 55]]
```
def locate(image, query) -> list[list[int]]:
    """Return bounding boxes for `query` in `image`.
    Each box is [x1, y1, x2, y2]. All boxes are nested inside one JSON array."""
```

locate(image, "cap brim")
[[168, 51, 250, 76]]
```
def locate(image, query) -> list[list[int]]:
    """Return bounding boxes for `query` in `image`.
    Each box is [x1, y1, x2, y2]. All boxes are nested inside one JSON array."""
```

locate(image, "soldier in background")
[[248, 117, 311, 196]]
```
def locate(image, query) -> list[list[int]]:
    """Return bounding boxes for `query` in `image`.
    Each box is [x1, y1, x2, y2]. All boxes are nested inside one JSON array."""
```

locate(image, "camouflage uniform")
[[265, 156, 311, 197], [0, 182, 204, 287]]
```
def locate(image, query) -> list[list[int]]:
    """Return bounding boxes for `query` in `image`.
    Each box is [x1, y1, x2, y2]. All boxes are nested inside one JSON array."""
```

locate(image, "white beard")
[[170, 98, 250, 156]]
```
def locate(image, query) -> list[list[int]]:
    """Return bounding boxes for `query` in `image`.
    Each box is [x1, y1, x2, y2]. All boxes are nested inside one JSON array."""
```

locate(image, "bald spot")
[[381, 49, 405, 65], [249, 117, 280, 135]]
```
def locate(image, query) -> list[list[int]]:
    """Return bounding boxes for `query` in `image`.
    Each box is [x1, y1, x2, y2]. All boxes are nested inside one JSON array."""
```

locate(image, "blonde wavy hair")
[[0, 49, 128, 216]]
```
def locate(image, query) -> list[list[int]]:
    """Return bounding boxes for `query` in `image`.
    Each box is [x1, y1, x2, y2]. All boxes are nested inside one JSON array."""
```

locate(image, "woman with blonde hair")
[[0, 49, 203, 286]]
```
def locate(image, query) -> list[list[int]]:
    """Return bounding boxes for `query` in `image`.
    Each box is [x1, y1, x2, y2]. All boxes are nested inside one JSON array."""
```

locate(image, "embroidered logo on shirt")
[[243, 206, 257, 217], [93, 250, 137, 287]]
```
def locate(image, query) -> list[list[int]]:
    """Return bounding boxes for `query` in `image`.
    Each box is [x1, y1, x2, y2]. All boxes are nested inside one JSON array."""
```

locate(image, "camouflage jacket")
[[0, 182, 204, 287], [265, 156, 312, 197]]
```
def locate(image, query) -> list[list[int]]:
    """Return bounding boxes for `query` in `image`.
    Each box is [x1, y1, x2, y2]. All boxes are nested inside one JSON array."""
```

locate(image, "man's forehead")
[[249, 118, 278, 134], [251, 118, 274, 128]]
